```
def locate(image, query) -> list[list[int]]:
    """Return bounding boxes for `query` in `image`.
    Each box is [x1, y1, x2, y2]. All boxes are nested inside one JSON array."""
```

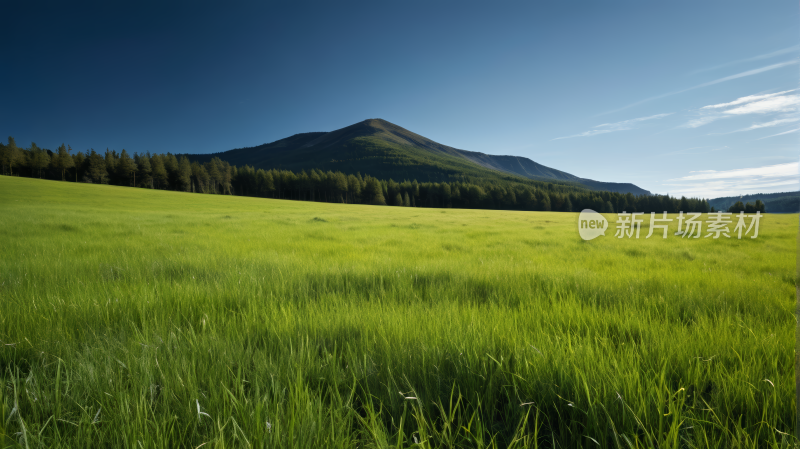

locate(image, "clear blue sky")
[[2, 1, 797, 198]]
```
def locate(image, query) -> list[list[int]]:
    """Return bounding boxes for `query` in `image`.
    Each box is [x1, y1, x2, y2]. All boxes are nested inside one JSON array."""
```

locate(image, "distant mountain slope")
[[188, 119, 650, 195], [709, 191, 800, 213], [457, 151, 647, 195]]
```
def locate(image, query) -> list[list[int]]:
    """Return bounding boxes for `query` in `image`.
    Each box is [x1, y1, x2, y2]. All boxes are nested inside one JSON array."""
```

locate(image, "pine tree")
[[151, 155, 168, 189], [178, 156, 192, 192], [441, 183, 452, 208], [104, 149, 118, 182], [29, 143, 51, 178], [309, 170, 321, 201], [520, 189, 535, 211], [347, 174, 361, 203], [541, 194, 551, 211], [2, 137, 22, 176], [206, 159, 221, 193], [403, 192, 410, 207], [366, 177, 386, 205], [679, 197, 690, 213], [135, 153, 152, 187], [727, 201, 745, 213], [72, 151, 85, 182], [117, 150, 137, 186], [87, 150, 108, 183], [334, 172, 347, 202], [0, 141, 5, 175], [563, 196, 573, 212], [52, 144, 75, 181], [193, 162, 211, 193], [506, 188, 516, 209], [163, 154, 180, 188], [0, 141, 7, 176]]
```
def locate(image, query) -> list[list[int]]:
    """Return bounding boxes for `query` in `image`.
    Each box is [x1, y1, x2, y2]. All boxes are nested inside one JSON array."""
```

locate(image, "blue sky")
[[1, 1, 797, 198]]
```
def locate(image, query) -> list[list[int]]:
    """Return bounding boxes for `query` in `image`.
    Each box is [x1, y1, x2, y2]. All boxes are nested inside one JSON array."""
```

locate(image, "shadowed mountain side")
[[187, 119, 650, 195], [457, 152, 648, 195]]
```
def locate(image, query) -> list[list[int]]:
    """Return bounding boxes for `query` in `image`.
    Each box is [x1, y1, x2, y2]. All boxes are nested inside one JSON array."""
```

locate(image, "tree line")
[[726, 200, 766, 214], [709, 191, 795, 214], [0, 137, 712, 213], [1, 137, 234, 194]]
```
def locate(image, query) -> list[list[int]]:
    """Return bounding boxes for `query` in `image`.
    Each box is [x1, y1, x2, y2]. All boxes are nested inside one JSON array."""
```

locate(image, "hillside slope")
[[188, 119, 650, 195]]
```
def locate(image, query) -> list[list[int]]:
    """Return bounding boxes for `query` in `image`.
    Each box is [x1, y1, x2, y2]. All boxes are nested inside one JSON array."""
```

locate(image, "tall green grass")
[[0, 176, 796, 448]]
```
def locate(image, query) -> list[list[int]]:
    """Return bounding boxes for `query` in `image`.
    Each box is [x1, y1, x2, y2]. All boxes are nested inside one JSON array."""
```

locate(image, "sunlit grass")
[[0, 176, 796, 448]]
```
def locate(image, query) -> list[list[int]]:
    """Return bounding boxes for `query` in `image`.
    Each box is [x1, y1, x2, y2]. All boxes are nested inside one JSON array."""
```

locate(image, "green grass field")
[[0, 176, 796, 448]]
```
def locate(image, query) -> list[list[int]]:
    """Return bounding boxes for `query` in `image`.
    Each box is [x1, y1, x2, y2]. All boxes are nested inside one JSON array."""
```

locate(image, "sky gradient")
[[2, 1, 798, 198]]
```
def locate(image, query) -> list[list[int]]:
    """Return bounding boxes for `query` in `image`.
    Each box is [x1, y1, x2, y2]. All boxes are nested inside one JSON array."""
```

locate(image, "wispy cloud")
[[679, 90, 800, 129], [695, 60, 800, 90], [658, 146, 727, 157], [552, 113, 671, 140], [599, 59, 800, 116], [682, 116, 725, 129], [724, 117, 800, 133], [689, 45, 800, 75], [700, 89, 796, 109], [756, 127, 800, 140], [724, 95, 800, 115], [672, 162, 798, 181], [663, 179, 800, 198], [662, 162, 800, 197]]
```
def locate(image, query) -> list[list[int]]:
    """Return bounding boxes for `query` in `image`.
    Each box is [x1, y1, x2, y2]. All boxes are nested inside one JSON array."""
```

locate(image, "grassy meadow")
[[0, 176, 797, 448]]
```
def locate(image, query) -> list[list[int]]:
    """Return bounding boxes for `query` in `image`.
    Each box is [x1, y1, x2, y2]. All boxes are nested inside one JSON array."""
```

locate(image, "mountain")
[[188, 119, 650, 195], [709, 191, 800, 213]]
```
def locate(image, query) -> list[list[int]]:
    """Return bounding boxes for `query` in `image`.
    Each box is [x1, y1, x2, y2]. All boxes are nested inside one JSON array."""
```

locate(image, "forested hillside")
[[709, 191, 800, 213], [0, 136, 710, 213]]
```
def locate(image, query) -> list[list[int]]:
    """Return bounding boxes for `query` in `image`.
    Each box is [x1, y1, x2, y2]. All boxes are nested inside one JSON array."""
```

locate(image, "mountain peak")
[[362, 118, 388, 125], [188, 119, 650, 195], [356, 118, 407, 134]]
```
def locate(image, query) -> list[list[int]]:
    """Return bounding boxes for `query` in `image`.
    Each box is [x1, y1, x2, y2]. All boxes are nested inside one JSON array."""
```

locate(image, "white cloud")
[[756, 127, 800, 140], [552, 113, 671, 140], [701, 89, 796, 109], [674, 162, 798, 181], [723, 95, 800, 115], [662, 162, 800, 198], [595, 113, 673, 129], [681, 90, 800, 129], [682, 116, 724, 129], [662, 178, 800, 198], [553, 129, 614, 139], [727, 117, 800, 133]]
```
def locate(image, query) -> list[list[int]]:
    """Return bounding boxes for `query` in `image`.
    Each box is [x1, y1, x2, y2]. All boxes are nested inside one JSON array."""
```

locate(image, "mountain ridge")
[[188, 118, 651, 195]]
